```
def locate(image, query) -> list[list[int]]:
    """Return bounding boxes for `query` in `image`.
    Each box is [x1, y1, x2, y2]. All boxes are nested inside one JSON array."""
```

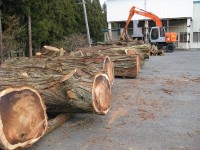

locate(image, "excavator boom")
[[122, 6, 162, 39]]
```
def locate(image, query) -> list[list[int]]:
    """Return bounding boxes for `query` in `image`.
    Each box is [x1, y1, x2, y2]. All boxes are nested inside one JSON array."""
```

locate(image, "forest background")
[[0, 0, 107, 58]]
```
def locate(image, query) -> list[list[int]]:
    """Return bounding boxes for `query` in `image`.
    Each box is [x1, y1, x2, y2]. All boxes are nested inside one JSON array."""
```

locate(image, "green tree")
[[86, 0, 106, 43]]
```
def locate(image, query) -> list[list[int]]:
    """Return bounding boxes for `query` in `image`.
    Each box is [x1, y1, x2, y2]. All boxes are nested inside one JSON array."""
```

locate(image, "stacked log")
[[71, 47, 140, 78], [0, 43, 151, 149], [149, 45, 164, 56], [70, 47, 139, 78], [0, 53, 113, 148]]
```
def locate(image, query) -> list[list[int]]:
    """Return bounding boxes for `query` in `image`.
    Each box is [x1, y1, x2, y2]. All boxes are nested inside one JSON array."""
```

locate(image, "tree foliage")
[[0, 0, 106, 57]]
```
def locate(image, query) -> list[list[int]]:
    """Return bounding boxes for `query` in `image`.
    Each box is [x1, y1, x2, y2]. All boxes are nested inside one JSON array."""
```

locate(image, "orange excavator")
[[122, 6, 177, 52]]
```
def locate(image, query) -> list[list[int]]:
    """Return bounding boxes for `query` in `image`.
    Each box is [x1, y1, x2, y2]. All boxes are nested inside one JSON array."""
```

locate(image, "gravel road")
[[30, 49, 200, 150]]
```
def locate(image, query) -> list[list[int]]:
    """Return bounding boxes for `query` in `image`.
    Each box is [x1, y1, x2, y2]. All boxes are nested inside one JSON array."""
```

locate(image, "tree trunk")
[[0, 86, 47, 150]]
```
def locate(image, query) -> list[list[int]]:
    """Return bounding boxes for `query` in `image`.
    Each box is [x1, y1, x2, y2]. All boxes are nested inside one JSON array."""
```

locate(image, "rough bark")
[[1, 57, 112, 114], [0, 86, 47, 150], [4, 54, 114, 86], [70, 49, 139, 78]]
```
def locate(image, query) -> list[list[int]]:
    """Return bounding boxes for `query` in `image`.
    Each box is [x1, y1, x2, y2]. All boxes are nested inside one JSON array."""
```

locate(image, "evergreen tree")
[[86, 0, 106, 43], [0, 0, 107, 57]]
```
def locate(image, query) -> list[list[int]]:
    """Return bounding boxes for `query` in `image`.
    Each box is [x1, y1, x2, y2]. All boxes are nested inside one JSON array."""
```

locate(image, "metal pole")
[[28, 6, 33, 57], [0, 12, 3, 63], [144, 0, 149, 43], [82, 0, 91, 47]]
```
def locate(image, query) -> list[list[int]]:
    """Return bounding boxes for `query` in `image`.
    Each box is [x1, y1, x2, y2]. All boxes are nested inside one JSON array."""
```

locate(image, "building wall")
[[106, 0, 200, 49], [192, 2, 200, 48], [107, 0, 193, 22]]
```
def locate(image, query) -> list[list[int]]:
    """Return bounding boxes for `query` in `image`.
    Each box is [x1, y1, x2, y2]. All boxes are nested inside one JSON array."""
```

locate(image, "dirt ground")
[[30, 49, 200, 150]]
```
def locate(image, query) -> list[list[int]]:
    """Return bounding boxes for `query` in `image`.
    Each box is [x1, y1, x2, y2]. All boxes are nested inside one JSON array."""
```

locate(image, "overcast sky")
[[100, 0, 106, 6], [99, 0, 199, 6]]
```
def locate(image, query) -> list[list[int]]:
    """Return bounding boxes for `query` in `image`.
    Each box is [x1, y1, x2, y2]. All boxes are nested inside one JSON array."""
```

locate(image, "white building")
[[106, 0, 200, 49]]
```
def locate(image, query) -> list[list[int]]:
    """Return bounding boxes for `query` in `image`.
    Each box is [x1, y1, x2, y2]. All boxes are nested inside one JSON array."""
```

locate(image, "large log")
[[0, 86, 47, 150], [4, 55, 114, 85], [50, 55, 114, 85], [1, 59, 111, 115], [70, 49, 139, 78]]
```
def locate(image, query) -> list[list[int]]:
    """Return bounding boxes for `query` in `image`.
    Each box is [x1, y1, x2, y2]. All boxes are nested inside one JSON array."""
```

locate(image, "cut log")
[[0, 62, 111, 115], [36, 45, 65, 58], [3, 54, 114, 87], [92, 73, 111, 114], [103, 56, 114, 85], [149, 45, 165, 56], [110, 54, 139, 78], [0, 86, 47, 150], [46, 71, 111, 115], [69, 50, 139, 78]]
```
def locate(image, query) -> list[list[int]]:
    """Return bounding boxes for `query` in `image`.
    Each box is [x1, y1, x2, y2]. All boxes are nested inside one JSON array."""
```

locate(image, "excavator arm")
[[122, 6, 162, 39]]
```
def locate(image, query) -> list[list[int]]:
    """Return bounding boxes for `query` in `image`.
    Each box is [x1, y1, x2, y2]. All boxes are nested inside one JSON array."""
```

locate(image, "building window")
[[180, 32, 187, 43], [193, 32, 199, 42]]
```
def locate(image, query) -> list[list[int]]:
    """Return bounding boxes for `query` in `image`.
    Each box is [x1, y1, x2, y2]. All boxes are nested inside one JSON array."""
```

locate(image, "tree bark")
[[70, 49, 139, 78], [1, 57, 112, 115], [0, 86, 47, 150]]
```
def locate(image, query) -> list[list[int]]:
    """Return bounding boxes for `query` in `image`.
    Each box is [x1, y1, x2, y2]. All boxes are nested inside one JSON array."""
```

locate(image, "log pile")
[[0, 42, 150, 149], [149, 45, 165, 56], [70, 47, 140, 78], [0, 51, 113, 149]]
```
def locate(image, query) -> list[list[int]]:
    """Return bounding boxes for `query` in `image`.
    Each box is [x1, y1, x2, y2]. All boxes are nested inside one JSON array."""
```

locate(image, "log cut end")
[[0, 86, 48, 150], [103, 56, 114, 85], [92, 74, 111, 115]]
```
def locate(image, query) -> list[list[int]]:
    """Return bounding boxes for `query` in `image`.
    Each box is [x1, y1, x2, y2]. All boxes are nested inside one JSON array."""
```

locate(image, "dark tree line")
[[0, 0, 107, 58]]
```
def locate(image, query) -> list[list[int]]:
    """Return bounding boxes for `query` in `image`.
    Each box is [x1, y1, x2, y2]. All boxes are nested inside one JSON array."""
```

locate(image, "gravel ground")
[[30, 49, 200, 150]]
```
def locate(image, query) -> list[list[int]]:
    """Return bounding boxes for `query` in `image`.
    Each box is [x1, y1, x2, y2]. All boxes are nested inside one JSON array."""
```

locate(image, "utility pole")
[[82, 0, 91, 47], [144, 0, 149, 43], [0, 12, 3, 63], [28, 6, 33, 57]]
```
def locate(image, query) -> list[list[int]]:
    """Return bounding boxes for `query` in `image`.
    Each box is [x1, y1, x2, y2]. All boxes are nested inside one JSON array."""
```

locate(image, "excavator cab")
[[149, 27, 177, 52], [149, 27, 165, 43]]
